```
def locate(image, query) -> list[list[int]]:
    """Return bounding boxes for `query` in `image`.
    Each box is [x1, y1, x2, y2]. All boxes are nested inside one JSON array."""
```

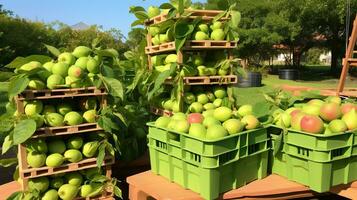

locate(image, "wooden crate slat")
[[145, 40, 237, 55], [145, 9, 229, 26], [32, 123, 103, 138], [150, 107, 173, 117], [18, 87, 107, 100], [20, 156, 115, 179], [165, 75, 237, 85]]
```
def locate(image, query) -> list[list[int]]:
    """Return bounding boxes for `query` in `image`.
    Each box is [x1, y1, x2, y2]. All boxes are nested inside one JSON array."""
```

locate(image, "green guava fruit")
[[45, 113, 64, 127], [42, 189, 59, 200], [52, 62, 69, 77], [65, 172, 83, 186], [46, 153, 65, 167], [206, 124, 228, 139], [57, 103, 72, 115], [68, 65, 84, 78], [66, 136, 83, 149], [82, 141, 99, 158], [27, 151, 46, 168], [86, 57, 99, 73], [213, 107, 232, 122], [64, 111, 83, 126], [47, 74, 65, 89], [58, 52, 76, 65], [28, 79, 46, 90], [147, 6, 161, 18], [64, 149, 83, 163], [83, 110, 96, 123], [72, 46, 91, 58], [25, 100, 43, 116], [58, 184, 79, 200], [75, 57, 89, 70]]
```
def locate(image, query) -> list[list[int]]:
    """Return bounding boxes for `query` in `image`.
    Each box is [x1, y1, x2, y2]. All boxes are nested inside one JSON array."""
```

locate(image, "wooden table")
[[127, 171, 357, 200], [2, 171, 357, 200]]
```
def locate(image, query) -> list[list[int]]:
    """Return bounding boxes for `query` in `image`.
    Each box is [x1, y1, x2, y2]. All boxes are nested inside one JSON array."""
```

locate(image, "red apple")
[[188, 113, 204, 124]]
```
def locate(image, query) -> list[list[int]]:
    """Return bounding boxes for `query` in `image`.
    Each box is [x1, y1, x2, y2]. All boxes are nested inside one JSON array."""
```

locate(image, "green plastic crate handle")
[[273, 128, 286, 156]]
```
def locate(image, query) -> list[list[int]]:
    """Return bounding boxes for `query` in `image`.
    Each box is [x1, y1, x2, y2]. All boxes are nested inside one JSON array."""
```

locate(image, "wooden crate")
[[17, 87, 107, 100], [165, 75, 238, 85], [145, 9, 229, 26], [145, 40, 237, 55], [21, 166, 114, 199], [150, 107, 173, 117], [18, 139, 115, 178], [31, 123, 103, 138]]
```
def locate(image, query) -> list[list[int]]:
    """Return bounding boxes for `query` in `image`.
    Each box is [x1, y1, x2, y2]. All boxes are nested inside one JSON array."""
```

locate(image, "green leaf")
[[213, 11, 227, 22], [148, 64, 176, 100], [98, 116, 120, 133], [178, 0, 184, 14], [0, 72, 15, 81], [101, 76, 124, 100], [175, 38, 186, 52], [230, 11, 241, 27], [44, 44, 61, 57], [2, 134, 13, 154], [131, 19, 144, 27], [174, 22, 194, 38], [217, 0, 229, 10], [273, 132, 283, 156], [97, 143, 106, 168], [129, 6, 145, 13], [160, 3, 174, 9], [114, 185, 122, 198], [6, 191, 23, 200], [252, 101, 271, 118], [0, 158, 18, 167], [25, 55, 52, 64], [13, 119, 36, 145], [134, 11, 149, 20], [5, 57, 28, 69], [8, 75, 29, 99], [102, 65, 114, 78]]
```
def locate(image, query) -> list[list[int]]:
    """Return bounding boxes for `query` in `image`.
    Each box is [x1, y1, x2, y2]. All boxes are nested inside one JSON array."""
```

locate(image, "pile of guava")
[[25, 133, 106, 169], [272, 96, 357, 134], [23, 168, 107, 200], [15, 46, 117, 90], [152, 51, 230, 76], [18, 97, 98, 129], [155, 102, 260, 140]]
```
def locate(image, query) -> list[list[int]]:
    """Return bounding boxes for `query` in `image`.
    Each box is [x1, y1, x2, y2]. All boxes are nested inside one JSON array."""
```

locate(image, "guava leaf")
[[44, 44, 61, 57], [175, 37, 186, 52], [230, 11, 241, 27], [114, 185, 122, 198], [92, 38, 102, 48], [134, 11, 149, 20], [97, 143, 106, 168], [101, 76, 124, 100], [5, 191, 23, 200], [174, 22, 194, 38], [98, 115, 120, 133], [148, 64, 176, 100], [131, 19, 144, 27], [0, 72, 14, 81], [129, 6, 145, 13], [5, 57, 28, 69], [160, 3, 174, 9], [0, 158, 18, 167], [252, 101, 271, 118], [8, 75, 29, 100], [13, 119, 36, 145], [273, 132, 283, 156], [2, 134, 13, 154]]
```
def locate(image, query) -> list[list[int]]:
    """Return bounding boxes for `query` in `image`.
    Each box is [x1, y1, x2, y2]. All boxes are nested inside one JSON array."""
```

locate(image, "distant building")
[[319, 51, 331, 64]]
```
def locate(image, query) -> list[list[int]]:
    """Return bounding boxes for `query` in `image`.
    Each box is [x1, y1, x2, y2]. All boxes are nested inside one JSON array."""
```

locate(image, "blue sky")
[[1, 0, 205, 38]]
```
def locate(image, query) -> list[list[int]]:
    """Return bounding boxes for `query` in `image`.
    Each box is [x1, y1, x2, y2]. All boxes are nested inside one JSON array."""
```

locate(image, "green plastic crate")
[[147, 122, 268, 157], [148, 136, 268, 168], [284, 154, 357, 192], [268, 126, 357, 193], [268, 133, 288, 177], [149, 145, 269, 200]]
